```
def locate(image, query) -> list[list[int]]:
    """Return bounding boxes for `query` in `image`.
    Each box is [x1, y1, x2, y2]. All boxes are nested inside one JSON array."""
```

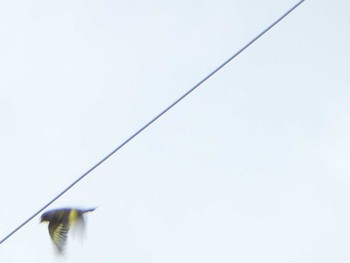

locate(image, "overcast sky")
[[1, 0, 349, 262]]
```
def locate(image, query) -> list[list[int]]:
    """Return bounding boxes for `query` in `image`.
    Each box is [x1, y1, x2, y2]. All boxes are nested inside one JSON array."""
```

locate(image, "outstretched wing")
[[48, 221, 70, 253]]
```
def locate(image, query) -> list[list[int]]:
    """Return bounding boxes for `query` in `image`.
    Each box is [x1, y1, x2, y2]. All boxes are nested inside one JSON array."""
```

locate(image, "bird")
[[40, 207, 96, 254]]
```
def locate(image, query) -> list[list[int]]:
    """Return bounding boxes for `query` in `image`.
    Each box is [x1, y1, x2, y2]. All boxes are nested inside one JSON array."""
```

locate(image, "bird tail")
[[81, 207, 97, 214]]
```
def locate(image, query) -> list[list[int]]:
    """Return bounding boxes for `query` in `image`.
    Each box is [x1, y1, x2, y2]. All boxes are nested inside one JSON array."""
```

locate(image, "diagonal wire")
[[0, 0, 304, 245]]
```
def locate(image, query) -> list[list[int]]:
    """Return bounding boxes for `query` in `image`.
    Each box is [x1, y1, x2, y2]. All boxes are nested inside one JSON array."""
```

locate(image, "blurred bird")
[[40, 207, 96, 254]]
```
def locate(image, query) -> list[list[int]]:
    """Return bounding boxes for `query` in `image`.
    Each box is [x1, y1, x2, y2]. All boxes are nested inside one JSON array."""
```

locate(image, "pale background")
[[0, 0, 349, 262]]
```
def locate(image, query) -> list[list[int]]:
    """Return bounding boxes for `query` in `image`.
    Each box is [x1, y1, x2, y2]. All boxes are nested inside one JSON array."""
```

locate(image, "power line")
[[0, 0, 304, 245]]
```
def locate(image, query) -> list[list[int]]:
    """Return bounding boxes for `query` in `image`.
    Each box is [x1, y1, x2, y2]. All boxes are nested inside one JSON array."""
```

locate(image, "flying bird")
[[40, 207, 96, 254]]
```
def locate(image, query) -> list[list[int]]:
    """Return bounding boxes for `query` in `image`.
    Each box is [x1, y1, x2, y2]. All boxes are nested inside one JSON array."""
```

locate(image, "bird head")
[[40, 211, 53, 223]]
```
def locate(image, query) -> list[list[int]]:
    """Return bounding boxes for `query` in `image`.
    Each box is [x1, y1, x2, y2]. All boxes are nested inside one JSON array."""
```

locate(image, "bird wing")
[[48, 221, 70, 253]]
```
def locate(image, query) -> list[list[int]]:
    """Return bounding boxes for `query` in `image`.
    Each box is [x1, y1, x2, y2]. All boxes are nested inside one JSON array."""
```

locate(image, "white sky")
[[0, 0, 349, 262]]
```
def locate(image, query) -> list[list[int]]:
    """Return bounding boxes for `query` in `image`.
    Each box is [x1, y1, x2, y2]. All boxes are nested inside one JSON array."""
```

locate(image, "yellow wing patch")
[[68, 209, 79, 224], [48, 221, 70, 253]]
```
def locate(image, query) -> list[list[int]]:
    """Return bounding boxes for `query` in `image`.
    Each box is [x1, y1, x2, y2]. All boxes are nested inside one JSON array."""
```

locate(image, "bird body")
[[41, 207, 95, 253]]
